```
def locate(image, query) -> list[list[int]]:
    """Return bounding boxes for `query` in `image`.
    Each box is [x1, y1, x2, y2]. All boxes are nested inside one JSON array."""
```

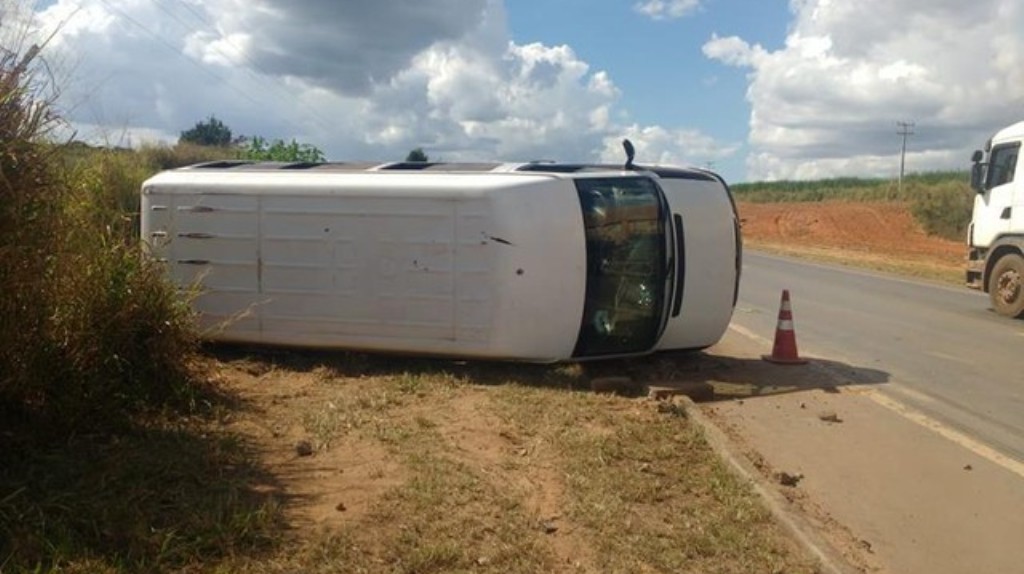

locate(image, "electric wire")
[[91, 0, 336, 141]]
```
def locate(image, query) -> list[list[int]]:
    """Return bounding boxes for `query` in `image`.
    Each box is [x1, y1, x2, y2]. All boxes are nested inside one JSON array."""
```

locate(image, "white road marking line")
[[925, 350, 974, 365], [880, 384, 938, 406], [866, 390, 1024, 480], [730, 321, 1024, 478], [728, 323, 772, 346]]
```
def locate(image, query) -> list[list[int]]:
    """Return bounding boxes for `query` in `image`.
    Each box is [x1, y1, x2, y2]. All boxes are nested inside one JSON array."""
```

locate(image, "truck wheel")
[[988, 253, 1024, 318]]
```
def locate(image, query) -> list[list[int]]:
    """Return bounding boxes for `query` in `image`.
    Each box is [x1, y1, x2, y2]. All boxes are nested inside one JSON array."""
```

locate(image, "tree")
[[405, 147, 428, 162], [179, 115, 233, 147], [238, 136, 325, 163]]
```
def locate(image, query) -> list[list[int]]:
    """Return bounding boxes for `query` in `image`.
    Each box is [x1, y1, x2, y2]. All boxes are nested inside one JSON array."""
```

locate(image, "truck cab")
[[968, 121, 1024, 317]]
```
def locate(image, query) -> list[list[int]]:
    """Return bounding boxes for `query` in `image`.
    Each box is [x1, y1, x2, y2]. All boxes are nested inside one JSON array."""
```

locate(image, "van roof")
[[176, 160, 719, 182]]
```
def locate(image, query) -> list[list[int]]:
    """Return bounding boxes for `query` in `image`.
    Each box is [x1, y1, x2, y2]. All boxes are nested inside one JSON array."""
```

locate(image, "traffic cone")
[[762, 289, 808, 365]]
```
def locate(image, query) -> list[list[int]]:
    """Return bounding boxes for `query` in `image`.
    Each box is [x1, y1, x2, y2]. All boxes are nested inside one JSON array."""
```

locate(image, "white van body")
[[141, 161, 741, 361], [968, 121, 1024, 317]]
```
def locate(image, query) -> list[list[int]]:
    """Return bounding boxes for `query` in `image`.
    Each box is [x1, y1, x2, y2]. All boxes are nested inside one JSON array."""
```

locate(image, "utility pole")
[[897, 121, 915, 193]]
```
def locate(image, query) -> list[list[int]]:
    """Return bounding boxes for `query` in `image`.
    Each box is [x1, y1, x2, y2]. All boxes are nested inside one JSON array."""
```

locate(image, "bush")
[[908, 178, 974, 241], [239, 136, 325, 162], [136, 141, 235, 170], [0, 38, 202, 436]]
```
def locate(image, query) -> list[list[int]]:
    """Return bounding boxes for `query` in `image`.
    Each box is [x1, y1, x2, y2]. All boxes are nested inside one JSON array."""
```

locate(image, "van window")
[[987, 143, 1020, 188], [573, 177, 668, 357]]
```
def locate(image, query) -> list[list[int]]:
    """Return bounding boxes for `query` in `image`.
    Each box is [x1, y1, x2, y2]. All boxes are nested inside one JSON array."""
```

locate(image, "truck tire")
[[988, 253, 1024, 318]]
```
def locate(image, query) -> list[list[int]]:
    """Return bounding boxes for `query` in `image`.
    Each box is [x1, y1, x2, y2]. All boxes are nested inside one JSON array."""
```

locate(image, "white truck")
[[141, 151, 741, 361], [968, 120, 1024, 317]]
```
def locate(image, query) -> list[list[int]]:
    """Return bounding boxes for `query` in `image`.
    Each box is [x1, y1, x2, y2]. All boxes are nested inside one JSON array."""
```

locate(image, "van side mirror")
[[970, 150, 985, 193]]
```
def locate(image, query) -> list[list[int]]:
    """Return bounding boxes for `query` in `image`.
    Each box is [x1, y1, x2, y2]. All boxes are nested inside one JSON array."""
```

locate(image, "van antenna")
[[623, 139, 635, 170]]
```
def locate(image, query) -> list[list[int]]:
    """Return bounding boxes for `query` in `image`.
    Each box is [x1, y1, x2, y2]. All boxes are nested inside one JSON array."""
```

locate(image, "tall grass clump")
[[906, 177, 974, 241], [136, 141, 235, 170], [0, 36, 201, 436]]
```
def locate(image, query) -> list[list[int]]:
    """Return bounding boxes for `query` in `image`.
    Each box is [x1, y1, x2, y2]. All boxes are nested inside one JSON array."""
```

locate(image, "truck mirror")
[[971, 150, 983, 163], [970, 163, 985, 193]]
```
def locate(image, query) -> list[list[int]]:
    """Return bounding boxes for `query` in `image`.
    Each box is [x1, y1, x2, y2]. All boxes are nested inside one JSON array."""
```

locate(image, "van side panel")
[[142, 173, 585, 361], [656, 178, 738, 350], [142, 190, 264, 336], [257, 195, 471, 343]]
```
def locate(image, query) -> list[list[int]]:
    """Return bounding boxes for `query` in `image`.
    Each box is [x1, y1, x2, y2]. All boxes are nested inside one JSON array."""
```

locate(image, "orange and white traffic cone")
[[762, 289, 808, 365]]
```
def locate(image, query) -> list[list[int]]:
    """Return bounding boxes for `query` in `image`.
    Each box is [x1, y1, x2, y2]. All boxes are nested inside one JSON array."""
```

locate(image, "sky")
[[4, 0, 1023, 183]]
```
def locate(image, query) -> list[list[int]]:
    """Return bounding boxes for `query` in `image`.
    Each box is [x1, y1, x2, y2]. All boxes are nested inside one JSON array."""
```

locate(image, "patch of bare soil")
[[205, 351, 818, 573], [211, 360, 407, 528], [739, 201, 965, 282]]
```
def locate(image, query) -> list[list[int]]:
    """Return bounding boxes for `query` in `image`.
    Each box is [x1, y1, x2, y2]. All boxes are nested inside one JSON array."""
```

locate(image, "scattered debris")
[[818, 411, 843, 424], [656, 399, 688, 418], [335, 502, 347, 512], [963, 464, 973, 471], [800, 402, 807, 409], [541, 518, 559, 534], [590, 376, 639, 395], [476, 556, 490, 566], [775, 471, 804, 487], [648, 383, 713, 402], [858, 539, 874, 554], [295, 440, 314, 457]]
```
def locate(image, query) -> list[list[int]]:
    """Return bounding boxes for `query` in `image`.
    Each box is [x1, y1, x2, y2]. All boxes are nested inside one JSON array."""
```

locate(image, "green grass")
[[1, 30, 260, 574], [0, 409, 284, 573]]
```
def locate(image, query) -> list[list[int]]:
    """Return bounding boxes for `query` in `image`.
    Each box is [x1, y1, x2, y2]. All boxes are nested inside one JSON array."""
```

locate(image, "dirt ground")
[[206, 351, 818, 573], [738, 201, 965, 282], [195, 200, 964, 572]]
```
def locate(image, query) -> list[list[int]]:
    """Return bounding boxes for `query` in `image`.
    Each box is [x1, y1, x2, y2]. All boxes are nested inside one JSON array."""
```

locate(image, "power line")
[[896, 121, 915, 193], [94, 0, 264, 109], [92, 0, 336, 141], [157, 0, 339, 132]]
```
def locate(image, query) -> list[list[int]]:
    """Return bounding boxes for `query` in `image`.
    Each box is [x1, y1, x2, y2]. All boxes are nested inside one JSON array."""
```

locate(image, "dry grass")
[[167, 350, 819, 574], [745, 239, 963, 285]]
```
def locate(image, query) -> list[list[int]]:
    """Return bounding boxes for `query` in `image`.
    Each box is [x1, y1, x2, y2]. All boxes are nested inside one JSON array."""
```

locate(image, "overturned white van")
[[141, 155, 741, 362]]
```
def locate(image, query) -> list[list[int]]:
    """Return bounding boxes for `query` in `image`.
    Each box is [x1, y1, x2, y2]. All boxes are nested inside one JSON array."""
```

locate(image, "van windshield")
[[572, 177, 669, 357]]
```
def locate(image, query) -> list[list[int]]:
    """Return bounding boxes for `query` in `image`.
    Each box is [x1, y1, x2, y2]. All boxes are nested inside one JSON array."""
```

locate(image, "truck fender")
[[984, 236, 1024, 291]]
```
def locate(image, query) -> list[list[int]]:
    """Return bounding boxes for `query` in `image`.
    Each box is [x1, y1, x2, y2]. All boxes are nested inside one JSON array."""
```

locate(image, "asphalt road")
[[732, 251, 1024, 462]]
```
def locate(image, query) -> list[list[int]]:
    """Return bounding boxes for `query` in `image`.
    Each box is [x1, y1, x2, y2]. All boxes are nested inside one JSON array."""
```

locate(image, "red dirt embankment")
[[737, 201, 965, 282]]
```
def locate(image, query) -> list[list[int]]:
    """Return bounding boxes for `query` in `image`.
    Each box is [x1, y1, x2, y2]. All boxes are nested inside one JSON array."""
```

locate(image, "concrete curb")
[[676, 394, 861, 574]]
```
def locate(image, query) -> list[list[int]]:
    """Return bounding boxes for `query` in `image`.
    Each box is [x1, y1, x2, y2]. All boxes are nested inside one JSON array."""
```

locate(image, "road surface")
[[732, 251, 1024, 463]]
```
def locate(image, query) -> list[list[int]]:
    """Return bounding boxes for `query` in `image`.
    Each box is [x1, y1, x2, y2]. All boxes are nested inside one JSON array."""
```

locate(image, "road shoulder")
[[684, 328, 1024, 574]]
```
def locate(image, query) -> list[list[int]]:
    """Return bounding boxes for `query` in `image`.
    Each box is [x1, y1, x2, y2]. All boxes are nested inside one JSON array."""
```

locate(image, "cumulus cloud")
[[24, 0, 730, 170], [702, 34, 765, 67], [194, 0, 490, 96], [634, 0, 701, 21], [704, 0, 1024, 180], [599, 125, 740, 167]]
